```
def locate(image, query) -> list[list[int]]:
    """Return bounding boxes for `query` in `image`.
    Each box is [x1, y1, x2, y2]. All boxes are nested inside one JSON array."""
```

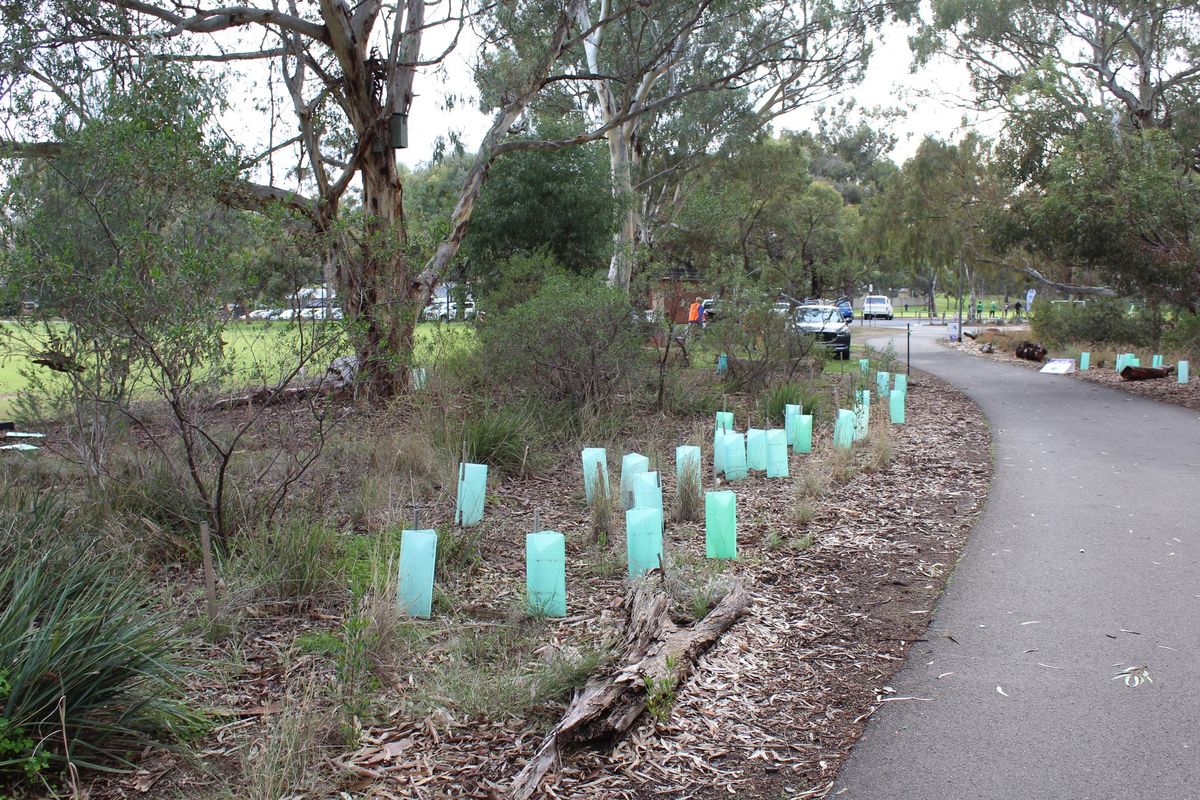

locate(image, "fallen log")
[[508, 574, 751, 800], [1015, 341, 1047, 362], [1120, 364, 1174, 381]]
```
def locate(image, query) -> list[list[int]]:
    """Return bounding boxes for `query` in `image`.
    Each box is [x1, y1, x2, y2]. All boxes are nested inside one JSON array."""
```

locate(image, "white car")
[[248, 308, 274, 320], [862, 295, 894, 320]]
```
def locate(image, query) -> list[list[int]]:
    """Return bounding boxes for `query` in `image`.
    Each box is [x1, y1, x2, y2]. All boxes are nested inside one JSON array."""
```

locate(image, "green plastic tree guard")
[[723, 432, 748, 480], [765, 429, 788, 478], [876, 370, 890, 399], [854, 389, 870, 441], [784, 403, 801, 446], [676, 445, 701, 493], [717, 353, 728, 373], [1080, 352, 1090, 371], [796, 414, 813, 454], [1180, 361, 1190, 384], [455, 463, 488, 526], [859, 358, 870, 375], [715, 411, 734, 434], [526, 531, 566, 617], [620, 453, 650, 510], [581, 447, 609, 505], [1129, 356, 1141, 367], [705, 490, 736, 559], [1152, 354, 1163, 368], [894, 373, 908, 393], [626, 508, 664, 577], [889, 389, 906, 425], [713, 428, 725, 476], [398, 529, 437, 618], [834, 409, 855, 449], [746, 428, 767, 471], [634, 471, 663, 513]]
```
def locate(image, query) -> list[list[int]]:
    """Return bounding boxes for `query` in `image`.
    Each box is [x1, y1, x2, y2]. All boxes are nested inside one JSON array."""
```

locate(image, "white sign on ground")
[[947, 321, 960, 341], [1040, 359, 1076, 374]]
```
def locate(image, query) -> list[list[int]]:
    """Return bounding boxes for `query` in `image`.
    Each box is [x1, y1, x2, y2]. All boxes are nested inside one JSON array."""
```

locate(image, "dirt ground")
[[81, 371, 991, 800]]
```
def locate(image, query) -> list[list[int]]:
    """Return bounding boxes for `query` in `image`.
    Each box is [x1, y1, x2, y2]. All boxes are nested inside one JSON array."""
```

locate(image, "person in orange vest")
[[688, 297, 702, 331]]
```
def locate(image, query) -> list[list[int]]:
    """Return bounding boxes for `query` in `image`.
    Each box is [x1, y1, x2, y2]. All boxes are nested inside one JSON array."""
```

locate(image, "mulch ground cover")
[[954, 336, 1200, 413], [87, 371, 991, 800]]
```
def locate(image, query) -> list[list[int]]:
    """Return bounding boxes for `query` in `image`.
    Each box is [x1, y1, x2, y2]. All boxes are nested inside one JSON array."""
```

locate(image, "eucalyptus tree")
[[547, 0, 916, 289], [913, 0, 1200, 171]]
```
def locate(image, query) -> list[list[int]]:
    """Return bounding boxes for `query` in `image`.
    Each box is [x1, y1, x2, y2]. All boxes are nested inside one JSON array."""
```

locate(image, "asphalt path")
[[833, 323, 1200, 800]]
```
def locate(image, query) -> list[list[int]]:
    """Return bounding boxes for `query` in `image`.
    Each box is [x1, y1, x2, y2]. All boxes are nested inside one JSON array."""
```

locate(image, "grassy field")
[[0, 320, 472, 418]]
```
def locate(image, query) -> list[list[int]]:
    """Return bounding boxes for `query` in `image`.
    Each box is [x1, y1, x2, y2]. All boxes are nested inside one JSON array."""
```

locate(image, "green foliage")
[[463, 115, 615, 274], [643, 656, 679, 724], [762, 382, 820, 424], [0, 540, 196, 777], [1031, 299, 1155, 348], [477, 249, 568, 316], [703, 292, 818, 394], [479, 274, 648, 408], [435, 525, 483, 578], [228, 522, 344, 607], [459, 405, 539, 476]]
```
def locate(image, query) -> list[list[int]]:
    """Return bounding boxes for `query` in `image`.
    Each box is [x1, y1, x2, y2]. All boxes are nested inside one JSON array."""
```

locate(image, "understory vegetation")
[[0, 275, 902, 796]]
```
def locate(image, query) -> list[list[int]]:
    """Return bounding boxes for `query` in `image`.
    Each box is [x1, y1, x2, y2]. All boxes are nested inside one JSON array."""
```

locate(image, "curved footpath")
[[834, 324, 1200, 800]]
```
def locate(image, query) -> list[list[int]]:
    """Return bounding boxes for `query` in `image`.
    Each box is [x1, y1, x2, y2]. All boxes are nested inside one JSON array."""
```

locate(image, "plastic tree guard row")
[[455, 462, 488, 526], [633, 471, 663, 513], [705, 490, 736, 559], [526, 531, 567, 617], [834, 409, 855, 449], [889, 389, 906, 425], [722, 432, 748, 480], [626, 507, 664, 578], [854, 389, 870, 441], [398, 529, 437, 618], [746, 428, 767, 471], [765, 429, 788, 478], [620, 453, 649, 510], [581, 447, 609, 505], [676, 445, 701, 495]]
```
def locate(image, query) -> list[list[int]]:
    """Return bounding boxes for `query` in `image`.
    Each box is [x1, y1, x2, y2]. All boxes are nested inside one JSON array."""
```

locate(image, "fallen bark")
[[1120, 365, 1175, 381], [509, 574, 751, 800], [1015, 341, 1047, 362]]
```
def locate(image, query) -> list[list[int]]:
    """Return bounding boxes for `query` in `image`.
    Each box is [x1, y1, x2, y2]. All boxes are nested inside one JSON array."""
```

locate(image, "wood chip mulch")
[[337, 373, 992, 799], [953, 338, 1200, 413]]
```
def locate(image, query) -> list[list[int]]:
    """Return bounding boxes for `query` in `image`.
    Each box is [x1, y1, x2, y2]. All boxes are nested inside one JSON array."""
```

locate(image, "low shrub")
[[1032, 298, 1155, 347], [762, 381, 821, 425], [0, 542, 196, 778], [479, 274, 649, 408], [458, 406, 539, 476], [227, 521, 344, 608]]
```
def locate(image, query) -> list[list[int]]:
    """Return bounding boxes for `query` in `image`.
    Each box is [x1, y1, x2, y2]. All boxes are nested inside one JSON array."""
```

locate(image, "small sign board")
[[947, 321, 960, 341], [1040, 358, 1076, 374]]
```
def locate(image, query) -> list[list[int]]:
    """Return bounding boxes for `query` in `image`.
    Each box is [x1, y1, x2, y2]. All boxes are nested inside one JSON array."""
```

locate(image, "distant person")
[[1004, 301, 1010, 318], [990, 300, 997, 318], [688, 297, 701, 328], [1014, 300, 1023, 317], [904, 302, 909, 315], [976, 300, 983, 318]]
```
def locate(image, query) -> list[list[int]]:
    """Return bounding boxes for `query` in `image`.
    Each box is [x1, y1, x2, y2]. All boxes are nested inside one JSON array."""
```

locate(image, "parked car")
[[248, 308, 274, 320], [862, 295, 894, 320], [835, 299, 853, 323], [792, 304, 851, 359], [701, 298, 718, 322]]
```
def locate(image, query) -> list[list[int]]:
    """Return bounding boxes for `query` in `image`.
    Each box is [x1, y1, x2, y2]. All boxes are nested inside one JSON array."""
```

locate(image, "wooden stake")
[[533, 509, 541, 533], [199, 522, 217, 624]]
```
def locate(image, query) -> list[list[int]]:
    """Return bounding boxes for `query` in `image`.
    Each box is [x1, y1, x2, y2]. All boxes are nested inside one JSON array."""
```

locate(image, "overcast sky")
[[220, 17, 996, 181]]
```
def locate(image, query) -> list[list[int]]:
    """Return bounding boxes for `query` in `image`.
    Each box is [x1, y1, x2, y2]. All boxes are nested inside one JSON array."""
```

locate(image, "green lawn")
[[0, 320, 472, 419]]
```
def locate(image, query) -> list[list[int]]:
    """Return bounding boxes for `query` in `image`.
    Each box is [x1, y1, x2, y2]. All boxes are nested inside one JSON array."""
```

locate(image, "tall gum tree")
[[557, 0, 915, 289], [1, 0, 606, 394]]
